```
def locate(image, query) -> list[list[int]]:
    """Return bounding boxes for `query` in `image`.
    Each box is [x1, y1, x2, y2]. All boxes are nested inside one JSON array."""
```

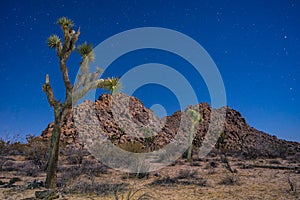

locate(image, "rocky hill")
[[40, 93, 300, 161]]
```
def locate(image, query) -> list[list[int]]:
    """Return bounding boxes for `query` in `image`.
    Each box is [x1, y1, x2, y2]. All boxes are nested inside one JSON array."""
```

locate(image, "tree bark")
[[187, 125, 194, 162], [45, 106, 63, 188]]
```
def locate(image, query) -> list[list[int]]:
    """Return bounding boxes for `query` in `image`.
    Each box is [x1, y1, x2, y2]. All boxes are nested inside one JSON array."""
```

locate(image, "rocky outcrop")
[[40, 93, 300, 160]]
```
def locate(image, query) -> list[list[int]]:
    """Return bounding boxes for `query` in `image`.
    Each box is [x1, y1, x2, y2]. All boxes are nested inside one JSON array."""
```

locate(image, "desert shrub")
[[190, 161, 201, 167], [58, 165, 83, 187], [58, 161, 108, 187], [150, 176, 177, 186], [175, 170, 207, 186], [219, 174, 240, 185], [1, 160, 28, 172], [268, 159, 281, 165], [1, 160, 16, 171], [113, 188, 152, 200], [288, 177, 297, 194], [8, 160, 41, 177], [237, 163, 254, 169], [35, 190, 59, 199], [220, 155, 237, 173], [176, 170, 198, 179], [242, 147, 260, 159], [2, 142, 28, 156], [23, 165, 40, 177], [82, 162, 108, 176], [204, 160, 218, 172], [0, 156, 11, 171], [25, 135, 49, 170], [0, 134, 30, 156], [150, 175, 206, 187], [0, 139, 6, 155], [63, 182, 128, 196], [63, 146, 84, 165], [268, 142, 289, 158]]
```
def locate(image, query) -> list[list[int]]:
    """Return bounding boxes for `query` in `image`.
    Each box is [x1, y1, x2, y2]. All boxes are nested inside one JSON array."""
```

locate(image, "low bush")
[[219, 174, 240, 186], [63, 182, 128, 196], [113, 187, 153, 200], [25, 135, 49, 171], [176, 170, 198, 179], [268, 159, 281, 165]]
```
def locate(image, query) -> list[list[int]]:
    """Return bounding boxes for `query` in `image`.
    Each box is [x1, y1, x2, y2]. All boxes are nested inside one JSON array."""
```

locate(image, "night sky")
[[0, 0, 299, 142]]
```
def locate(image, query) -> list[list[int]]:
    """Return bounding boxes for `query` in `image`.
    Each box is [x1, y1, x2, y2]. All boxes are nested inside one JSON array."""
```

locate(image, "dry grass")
[[0, 143, 299, 200]]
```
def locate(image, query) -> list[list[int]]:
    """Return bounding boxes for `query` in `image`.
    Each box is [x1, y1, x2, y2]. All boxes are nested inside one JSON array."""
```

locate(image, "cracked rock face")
[[40, 93, 300, 161]]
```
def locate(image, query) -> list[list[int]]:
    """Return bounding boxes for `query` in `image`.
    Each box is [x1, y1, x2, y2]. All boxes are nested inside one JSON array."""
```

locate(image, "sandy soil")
[[0, 155, 299, 200]]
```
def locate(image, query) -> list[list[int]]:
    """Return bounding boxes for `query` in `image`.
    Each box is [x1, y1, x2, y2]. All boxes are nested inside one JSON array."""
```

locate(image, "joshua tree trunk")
[[187, 124, 195, 162], [45, 107, 62, 188], [186, 109, 201, 163], [43, 17, 119, 188]]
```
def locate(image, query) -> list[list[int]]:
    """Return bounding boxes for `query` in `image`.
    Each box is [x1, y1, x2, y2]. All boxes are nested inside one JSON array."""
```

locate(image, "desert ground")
[[0, 144, 299, 200]]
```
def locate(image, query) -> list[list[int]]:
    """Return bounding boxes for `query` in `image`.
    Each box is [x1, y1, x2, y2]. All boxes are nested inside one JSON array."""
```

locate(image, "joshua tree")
[[43, 17, 119, 188], [186, 109, 202, 162]]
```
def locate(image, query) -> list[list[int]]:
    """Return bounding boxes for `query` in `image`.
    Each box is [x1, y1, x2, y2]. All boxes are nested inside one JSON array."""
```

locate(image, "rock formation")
[[40, 93, 300, 161]]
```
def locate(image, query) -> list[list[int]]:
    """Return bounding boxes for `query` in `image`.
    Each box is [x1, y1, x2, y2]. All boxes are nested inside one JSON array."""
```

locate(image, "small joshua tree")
[[186, 109, 202, 162], [43, 17, 119, 188]]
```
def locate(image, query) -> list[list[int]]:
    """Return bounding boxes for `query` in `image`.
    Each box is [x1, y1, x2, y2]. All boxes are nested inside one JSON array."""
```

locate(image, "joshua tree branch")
[[56, 41, 63, 57], [42, 74, 59, 108], [59, 27, 80, 59], [57, 27, 80, 106], [72, 77, 119, 104], [59, 60, 72, 98], [72, 81, 98, 103]]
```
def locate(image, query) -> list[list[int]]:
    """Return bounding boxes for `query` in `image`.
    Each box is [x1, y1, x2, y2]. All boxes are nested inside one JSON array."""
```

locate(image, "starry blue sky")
[[0, 0, 299, 142]]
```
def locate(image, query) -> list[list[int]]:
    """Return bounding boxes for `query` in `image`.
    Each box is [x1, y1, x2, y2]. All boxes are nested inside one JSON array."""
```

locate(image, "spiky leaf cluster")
[[56, 17, 74, 28], [76, 42, 95, 61], [98, 77, 121, 93], [47, 35, 60, 48]]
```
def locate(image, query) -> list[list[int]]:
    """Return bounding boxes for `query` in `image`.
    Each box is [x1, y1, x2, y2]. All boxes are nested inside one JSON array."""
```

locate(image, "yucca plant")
[[101, 77, 122, 93], [76, 42, 95, 61], [76, 42, 93, 56], [47, 35, 60, 48], [43, 17, 120, 188], [57, 16, 74, 28]]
